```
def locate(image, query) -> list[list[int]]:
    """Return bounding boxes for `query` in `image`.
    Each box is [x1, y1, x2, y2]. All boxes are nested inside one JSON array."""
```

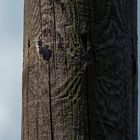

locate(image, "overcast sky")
[[0, 0, 23, 140], [0, 1, 139, 140]]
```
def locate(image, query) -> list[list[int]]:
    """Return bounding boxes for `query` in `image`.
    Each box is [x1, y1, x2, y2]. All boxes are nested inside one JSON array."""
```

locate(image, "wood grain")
[[22, 0, 137, 139]]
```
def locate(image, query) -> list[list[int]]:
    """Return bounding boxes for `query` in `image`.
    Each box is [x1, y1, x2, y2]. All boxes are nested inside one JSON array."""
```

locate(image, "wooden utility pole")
[[22, 0, 137, 139]]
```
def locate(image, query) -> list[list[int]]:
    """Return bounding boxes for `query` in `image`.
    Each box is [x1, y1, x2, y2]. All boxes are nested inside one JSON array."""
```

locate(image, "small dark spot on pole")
[[58, 42, 64, 50], [131, 54, 136, 77], [38, 39, 53, 62], [61, 2, 66, 13], [38, 38, 43, 46], [28, 39, 30, 48], [43, 28, 51, 37], [57, 33, 64, 50], [81, 34, 87, 52]]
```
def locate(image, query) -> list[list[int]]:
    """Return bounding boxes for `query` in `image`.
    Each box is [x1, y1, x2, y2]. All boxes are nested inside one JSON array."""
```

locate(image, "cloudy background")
[[0, 0, 139, 140], [0, 0, 23, 140]]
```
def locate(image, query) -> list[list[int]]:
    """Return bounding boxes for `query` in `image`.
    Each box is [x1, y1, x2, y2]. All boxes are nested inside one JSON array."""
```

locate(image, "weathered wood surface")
[[22, 0, 137, 140]]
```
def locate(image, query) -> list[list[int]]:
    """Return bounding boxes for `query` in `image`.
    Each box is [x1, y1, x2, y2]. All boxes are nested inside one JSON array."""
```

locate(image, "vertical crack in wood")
[[52, 0, 57, 80], [48, 62, 54, 140]]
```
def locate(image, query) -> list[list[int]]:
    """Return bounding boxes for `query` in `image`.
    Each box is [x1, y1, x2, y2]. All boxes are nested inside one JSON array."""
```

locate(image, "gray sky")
[[0, 0, 23, 140], [0, 0, 139, 140]]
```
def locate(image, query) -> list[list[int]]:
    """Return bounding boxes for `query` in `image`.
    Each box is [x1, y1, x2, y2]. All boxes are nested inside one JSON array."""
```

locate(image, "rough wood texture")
[[22, 0, 137, 140]]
